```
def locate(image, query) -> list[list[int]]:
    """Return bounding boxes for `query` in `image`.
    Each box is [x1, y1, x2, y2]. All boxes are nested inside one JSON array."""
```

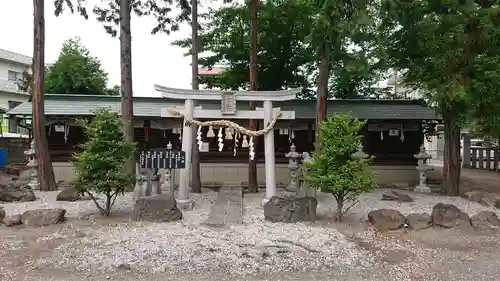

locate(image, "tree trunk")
[[442, 116, 461, 195], [104, 194, 112, 216], [335, 197, 344, 222], [191, 0, 202, 193], [247, 0, 259, 193], [33, 0, 56, 191], [315, 53, 329, 151], [120, 0, 135, 182]]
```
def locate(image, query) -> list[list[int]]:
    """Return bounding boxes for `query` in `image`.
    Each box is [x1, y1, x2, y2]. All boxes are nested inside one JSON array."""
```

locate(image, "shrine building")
[[6, 90, 440, 187]]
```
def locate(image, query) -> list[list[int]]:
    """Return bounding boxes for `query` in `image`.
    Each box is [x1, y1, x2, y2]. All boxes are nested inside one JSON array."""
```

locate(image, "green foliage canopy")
[[46, 38, 118, 95], [173, 0, 390, 99], [469, 26, 500, 139], [71, 108, 136, 216], [53, 0, 190, 36], [17, 38, 119, 96], [380, 0, 479, 120], [92, 0, 191, 36], [380, 0, 500, 193], [174, 0, 316, 95], [309, 0, 388, 99]]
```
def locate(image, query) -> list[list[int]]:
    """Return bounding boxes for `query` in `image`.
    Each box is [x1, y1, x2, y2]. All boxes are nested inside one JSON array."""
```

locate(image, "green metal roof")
[[6, 94, 440, 120]]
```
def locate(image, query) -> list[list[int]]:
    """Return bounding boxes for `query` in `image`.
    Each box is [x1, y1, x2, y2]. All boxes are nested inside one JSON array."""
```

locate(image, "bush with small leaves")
[[71, 108, 136, 216], [304, 114, 376, 221]]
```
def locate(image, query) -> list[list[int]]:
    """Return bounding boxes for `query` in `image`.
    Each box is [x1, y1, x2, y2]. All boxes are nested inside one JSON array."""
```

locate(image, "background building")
[[0, 48, 31, 135]]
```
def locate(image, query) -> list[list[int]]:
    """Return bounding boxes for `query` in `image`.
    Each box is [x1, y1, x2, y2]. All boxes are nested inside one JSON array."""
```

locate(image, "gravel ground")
[[14, 190, 375, 276], [1, 191, 135, 218], [2, 187, 500, 281], [317, 188, 500, 218]]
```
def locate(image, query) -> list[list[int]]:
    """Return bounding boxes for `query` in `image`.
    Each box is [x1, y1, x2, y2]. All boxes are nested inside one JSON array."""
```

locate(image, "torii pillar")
[[156, 85, 299, 210]]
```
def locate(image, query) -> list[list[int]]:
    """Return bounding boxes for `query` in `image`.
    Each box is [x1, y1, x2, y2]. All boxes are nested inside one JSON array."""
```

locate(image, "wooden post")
[[462, 134, 471, 168], [248, 0, 259, 193], [190, 0, 202, 194], [486, 149, 492, 170], [33, 0, 56, 191], [494, 148, 499, 171], [471, 148, 477, 169], [479, 149, 484, 169], [120, 0, 135, 179]]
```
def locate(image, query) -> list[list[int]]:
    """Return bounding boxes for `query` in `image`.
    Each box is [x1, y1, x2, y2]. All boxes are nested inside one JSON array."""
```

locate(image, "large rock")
[[471, 211, 500, 229], [368, 209, 405, 230], [478, 197, 496, 207], [462, 191, 485, 202], [264, 196, 317, 223], [22, 209, 66, 227], [431, 203, 470, 228], [406, 213, 431, 230], [132, 194, 182, 222], [0, 183, 36, 202], [3, 214, 22, 227], [381, 189, 414, 202], [56, 187, 83, 202], [462, 191, 497, 207]]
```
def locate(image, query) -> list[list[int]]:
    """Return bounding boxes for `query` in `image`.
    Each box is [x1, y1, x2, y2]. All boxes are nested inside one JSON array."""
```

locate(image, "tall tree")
[[468, 16, 500, 143], [26, 0, 91, 192], [118, 0, 135, 178], [56, 0, 190, 178], [190, 0, 202, 193], [173, 0, 314, 92], [90, 0, 190, 178], [33, 0, 57, 191], [175, 0, 316, 192], [309, 0, 373, 150], [248, 0, 259, 192], [379, 0, 500, 195], [176, 0, 384, 100]]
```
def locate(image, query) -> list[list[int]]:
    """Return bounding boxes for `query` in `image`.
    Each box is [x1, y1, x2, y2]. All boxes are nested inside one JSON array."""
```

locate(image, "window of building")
[[7, 70, 22, 81]]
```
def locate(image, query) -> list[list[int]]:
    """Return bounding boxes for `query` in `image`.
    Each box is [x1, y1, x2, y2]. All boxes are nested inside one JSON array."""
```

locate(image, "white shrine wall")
[[36, 162, 419, 187]]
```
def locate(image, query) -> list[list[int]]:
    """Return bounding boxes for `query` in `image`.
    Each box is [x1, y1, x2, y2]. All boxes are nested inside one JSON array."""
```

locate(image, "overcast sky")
[[0, 0, 218, 97]]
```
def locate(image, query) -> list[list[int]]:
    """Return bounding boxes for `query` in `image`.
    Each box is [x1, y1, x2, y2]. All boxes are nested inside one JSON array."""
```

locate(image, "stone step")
[[203, 184, 243, 227]]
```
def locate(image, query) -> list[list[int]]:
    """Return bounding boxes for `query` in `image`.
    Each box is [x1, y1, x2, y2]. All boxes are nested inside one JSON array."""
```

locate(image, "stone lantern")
[[24, 140, 39, 190], [413, 144, 432, 193], [285, 144, 301, 192], [299, 152, 316, 198], [133, 162, 148, 202], [351, 143, 368, 159]]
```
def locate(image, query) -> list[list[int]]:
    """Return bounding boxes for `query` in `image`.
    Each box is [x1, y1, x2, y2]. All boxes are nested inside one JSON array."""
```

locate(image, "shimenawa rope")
[[167, 108, 282, 137]]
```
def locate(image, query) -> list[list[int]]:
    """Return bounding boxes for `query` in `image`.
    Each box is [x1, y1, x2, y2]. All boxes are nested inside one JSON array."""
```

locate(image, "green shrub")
[[71, 108, 136, 216], [305, 114, 376, 221]]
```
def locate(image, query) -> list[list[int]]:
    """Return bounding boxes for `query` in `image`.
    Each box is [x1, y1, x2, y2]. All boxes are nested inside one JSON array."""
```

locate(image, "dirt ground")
[[427, 165, 500, 195], [2, 167, 500, 281]]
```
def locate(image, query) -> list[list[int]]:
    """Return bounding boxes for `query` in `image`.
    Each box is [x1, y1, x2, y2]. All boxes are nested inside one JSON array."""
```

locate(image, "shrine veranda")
[[6, 87, 441, 195]]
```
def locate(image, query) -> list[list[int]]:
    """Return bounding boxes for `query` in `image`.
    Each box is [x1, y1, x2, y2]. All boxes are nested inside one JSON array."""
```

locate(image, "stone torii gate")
[[155, 85, 298, 210]]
